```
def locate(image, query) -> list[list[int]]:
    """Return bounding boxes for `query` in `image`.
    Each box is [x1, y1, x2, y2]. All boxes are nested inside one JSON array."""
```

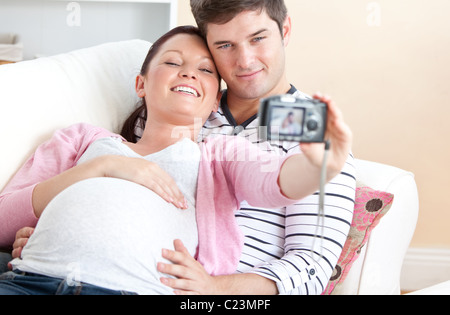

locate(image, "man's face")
[[206, 10, 290, 100]]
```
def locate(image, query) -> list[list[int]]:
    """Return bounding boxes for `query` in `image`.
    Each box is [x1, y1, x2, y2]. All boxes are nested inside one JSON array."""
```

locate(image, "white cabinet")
[[61, 0, 178, 29], [0, 0, 178, 60]]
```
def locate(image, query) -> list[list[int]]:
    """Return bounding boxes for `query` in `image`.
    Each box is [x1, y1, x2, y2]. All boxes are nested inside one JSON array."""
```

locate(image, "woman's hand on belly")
[[33, 155, 187, 217], [101, 155, 188, 209]]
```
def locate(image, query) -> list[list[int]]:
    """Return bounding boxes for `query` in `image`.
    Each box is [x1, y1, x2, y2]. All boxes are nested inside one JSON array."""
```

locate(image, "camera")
[[258, 95, 327, 143]]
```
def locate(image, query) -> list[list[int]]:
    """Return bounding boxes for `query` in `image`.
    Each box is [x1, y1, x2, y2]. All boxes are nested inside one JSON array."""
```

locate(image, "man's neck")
[[226, 94, 260, 126], [226, 82, 293, 126]]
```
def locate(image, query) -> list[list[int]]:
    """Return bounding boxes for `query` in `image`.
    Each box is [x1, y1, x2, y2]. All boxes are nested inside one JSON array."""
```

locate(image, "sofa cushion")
[[0, 40, 151, 191], [322, 186, 394, 295]]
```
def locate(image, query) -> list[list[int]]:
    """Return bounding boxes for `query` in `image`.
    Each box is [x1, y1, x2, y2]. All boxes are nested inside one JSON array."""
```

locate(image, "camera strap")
[[311, 140, 331, 261]]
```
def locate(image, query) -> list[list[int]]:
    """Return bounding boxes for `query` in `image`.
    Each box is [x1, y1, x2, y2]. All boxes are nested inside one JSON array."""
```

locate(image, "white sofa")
[[0, 40, 419, 294]]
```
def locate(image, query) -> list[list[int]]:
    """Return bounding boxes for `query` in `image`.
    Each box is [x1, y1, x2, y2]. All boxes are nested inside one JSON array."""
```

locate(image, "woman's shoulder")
[[55, 123, 123, 142], [61, 122, 116, 135], [44, 123, 124, 157]]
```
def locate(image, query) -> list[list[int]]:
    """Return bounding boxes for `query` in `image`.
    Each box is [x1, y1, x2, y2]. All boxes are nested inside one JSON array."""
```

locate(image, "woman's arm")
[[159, 156, 356, 296], [32, 155, 187, 218], [9, 154, 187, 260], [223, 94, 352, 210], [31, 156, 106, 218], [159, 95, 354, 295], [0, 124, 106, 248], [279, 94, 353, 201], [1, 123, 186, 249]]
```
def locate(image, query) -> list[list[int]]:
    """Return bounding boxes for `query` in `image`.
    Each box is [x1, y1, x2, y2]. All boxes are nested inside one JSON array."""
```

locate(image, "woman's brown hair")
[[120, 26, 206, 143]]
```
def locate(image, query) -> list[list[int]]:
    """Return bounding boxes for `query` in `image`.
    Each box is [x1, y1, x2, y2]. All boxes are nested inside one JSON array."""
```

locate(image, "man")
[[158, 0, 356, 295]]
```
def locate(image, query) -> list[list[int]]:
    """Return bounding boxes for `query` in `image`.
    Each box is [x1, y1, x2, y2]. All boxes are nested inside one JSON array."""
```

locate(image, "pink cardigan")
[[0, 123, 297, 275]]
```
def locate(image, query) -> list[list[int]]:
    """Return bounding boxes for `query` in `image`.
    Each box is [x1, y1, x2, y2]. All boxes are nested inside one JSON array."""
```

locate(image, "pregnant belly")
[[19, 178, 198, 294]]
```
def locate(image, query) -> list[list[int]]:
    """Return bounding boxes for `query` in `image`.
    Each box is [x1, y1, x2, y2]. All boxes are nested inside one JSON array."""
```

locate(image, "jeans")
[[0, 271, 137, 295], [0, 253, 12, 274]]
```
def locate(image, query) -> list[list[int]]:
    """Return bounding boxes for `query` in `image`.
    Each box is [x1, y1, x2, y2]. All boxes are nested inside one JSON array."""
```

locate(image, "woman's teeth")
[[172, 86, 199, 97]]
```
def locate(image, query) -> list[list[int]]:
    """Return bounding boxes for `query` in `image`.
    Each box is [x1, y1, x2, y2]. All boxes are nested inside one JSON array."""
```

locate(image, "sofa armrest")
[[406, 281, 450, 295], [337, 159, 419, 295]]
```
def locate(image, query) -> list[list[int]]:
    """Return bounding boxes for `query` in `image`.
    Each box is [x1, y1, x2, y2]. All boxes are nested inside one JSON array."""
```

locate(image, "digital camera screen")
[[269, 106, 305, 136]]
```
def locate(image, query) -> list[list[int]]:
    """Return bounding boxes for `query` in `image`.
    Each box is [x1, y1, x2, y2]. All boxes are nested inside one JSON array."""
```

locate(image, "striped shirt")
[[198, 86, 356, 295]]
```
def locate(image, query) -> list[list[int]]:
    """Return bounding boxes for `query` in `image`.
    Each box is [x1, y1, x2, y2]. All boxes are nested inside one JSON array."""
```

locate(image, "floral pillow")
[[322, 186, 394, 295]]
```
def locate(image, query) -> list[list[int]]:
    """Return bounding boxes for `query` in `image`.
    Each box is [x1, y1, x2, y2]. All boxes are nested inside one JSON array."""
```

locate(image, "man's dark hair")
[[190, 0, 288, 38]]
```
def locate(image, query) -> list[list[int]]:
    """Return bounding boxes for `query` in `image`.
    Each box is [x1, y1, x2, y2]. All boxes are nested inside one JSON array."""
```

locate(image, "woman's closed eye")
[[165, 62, 213, 73], [200, 67, 214, 74]]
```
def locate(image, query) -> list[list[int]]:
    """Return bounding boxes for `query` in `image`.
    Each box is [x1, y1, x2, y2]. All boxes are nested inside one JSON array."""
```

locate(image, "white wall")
[[0, 0, 171, 59]]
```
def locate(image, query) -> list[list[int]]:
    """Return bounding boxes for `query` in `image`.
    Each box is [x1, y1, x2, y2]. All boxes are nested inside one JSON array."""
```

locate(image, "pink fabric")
[[0, 124, 298, 275], [0, 124, 118, 249], [197, 136, 297, 275]]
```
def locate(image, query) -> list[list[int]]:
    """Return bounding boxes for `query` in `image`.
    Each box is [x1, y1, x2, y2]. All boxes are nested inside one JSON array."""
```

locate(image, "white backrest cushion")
[[0, 39, 151, 190]]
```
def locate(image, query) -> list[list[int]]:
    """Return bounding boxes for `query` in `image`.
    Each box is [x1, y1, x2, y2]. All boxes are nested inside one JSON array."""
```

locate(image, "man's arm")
[[248, 155, 356, 295]]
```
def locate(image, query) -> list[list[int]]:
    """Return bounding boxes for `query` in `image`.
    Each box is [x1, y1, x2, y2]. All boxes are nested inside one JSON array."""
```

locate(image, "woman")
[[0, 26, 352, 295]]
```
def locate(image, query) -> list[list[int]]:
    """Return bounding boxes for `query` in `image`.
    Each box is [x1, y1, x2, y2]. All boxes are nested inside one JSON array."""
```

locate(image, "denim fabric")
[[0, 271, 137, 295], [0, 253, 12, 274]]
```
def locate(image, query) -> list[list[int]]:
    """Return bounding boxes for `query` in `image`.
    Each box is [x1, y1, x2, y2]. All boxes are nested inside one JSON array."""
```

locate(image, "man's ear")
[[135, 75, 146, 98], [213, 91, 223, 112], [282, 15, 292, 47]]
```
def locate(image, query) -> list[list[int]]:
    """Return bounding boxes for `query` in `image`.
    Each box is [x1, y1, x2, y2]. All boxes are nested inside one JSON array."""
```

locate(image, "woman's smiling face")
[[136, 33, 221, 127]]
